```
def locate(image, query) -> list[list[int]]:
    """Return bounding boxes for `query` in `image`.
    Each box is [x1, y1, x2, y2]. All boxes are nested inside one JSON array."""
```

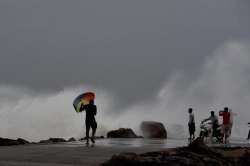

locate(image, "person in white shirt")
[[202, 111, 219, 138], [188, 108, 195, 141]]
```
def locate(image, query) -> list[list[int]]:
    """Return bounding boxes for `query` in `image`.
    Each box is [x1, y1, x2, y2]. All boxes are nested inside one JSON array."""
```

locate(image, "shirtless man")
[[81, 100, 97, 144]]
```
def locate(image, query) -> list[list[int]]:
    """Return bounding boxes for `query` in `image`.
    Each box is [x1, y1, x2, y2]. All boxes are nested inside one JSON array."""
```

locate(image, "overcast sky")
[[0, 0, 250, 108]]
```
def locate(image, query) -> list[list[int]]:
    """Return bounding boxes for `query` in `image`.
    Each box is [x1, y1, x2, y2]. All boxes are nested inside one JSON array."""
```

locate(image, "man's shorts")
[[188, 123, 196, 135], [222, 124, 230, 137], [86, 120, 97, 129]]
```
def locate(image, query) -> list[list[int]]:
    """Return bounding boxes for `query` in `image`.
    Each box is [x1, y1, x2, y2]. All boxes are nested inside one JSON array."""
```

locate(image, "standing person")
[[188, 108, 195, 141], [80, 100, 97, 144], [202, 111, 219, 138], [219, 107, 231, 144]]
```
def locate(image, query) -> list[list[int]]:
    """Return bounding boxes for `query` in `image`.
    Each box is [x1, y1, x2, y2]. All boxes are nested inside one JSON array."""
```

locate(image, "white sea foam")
[[0, 40, 250, 141]]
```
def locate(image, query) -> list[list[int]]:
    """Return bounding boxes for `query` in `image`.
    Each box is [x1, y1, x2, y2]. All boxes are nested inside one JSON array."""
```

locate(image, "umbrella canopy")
[[73, 92, 95, 113]]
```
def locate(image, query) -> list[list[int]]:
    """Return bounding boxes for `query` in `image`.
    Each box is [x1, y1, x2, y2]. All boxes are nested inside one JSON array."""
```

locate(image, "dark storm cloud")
[[0, 0, 250, 107]]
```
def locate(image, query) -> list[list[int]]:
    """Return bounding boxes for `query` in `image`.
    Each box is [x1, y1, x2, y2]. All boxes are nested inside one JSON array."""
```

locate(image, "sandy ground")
[[0, 138, 248, 166]]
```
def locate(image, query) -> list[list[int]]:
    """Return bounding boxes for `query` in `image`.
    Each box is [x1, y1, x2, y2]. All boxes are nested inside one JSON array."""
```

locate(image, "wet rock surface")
[[1, 136, 105, 145], [39, 137, 67, 144], [140, 121, 167, 139], [107, 128, 138, 138], [102, 138, 250, 166]]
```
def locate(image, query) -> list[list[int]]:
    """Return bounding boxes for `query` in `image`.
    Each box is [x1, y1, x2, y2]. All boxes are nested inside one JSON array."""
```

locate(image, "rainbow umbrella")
[[73, 92, 95, 113]]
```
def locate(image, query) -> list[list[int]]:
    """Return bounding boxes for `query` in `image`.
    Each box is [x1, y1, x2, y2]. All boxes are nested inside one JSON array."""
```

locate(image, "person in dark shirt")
[[80, 100, 97, 144]]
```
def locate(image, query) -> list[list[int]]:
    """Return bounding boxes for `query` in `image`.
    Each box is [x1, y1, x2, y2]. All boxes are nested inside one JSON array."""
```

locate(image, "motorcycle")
[[199, 120, 223, 143]]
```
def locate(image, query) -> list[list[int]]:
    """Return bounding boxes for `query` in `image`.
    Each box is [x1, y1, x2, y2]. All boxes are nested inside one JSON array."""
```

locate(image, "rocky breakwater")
[[0, 137, 30, 146], [0, 137, 79, 146], [102, 138, 250, 166]]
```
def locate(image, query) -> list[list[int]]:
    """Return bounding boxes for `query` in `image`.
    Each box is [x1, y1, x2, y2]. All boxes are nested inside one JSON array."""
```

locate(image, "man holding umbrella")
[[73, 92, 98, 145], [80, 99, 97, 144]]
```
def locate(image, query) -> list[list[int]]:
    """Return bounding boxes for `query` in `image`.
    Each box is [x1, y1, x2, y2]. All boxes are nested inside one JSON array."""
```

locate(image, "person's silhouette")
[[81, 100, 97, 144], [188, 108, 195, 141], [219, 107, 231, 144]]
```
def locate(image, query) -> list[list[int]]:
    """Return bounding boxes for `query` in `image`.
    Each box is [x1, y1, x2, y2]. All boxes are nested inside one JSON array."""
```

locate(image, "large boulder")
[[140, 121, 167, 139], [107, 128, 138, 138]]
